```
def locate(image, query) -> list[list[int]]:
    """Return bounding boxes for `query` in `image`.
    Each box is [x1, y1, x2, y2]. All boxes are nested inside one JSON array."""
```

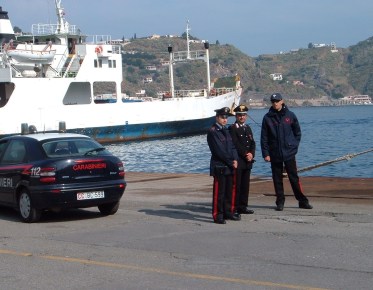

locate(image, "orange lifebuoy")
[[210, 89, 216, 96], [95, 45, 103, 54]]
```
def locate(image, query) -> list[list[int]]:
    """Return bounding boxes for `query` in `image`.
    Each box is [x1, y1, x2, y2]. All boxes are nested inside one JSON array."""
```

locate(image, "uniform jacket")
[[230, 122, 256, 169], [260, 105, 301, 162], [207, 123, 238, 176]]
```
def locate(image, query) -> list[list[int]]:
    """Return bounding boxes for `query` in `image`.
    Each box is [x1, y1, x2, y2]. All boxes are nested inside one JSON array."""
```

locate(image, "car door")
[[0, 139, 27, 205]]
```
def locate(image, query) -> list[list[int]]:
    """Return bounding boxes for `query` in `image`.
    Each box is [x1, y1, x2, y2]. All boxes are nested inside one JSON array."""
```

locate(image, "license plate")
[[77, 191, 105, 200]]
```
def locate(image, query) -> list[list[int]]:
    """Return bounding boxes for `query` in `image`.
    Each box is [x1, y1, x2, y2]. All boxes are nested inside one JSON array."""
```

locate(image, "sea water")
[[107, 105, 373, 178]]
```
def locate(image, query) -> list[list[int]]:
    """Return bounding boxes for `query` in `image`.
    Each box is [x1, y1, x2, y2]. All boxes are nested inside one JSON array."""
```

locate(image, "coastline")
[[241, 94, 373, 108]]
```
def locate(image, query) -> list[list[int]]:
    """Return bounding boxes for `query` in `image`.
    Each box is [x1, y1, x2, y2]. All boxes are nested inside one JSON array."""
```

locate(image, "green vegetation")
[[121, 36, 373, 100]]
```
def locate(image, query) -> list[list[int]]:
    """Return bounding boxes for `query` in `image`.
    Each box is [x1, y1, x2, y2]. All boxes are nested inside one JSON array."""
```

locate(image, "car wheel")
[[98, 201, 120, 215], [18, 190, 42, 223]]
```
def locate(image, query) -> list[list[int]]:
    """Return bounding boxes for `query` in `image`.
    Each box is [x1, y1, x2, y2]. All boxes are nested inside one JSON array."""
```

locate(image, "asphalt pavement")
[[0, 172, 372, 290]]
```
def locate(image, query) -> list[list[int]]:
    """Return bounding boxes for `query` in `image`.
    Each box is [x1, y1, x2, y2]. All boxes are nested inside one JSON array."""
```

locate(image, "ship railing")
[[85, 35, 121, 54], [31, 24, 79, 35], [173, 50, 206, 62], [172, 89, 207, 98], [85, 35, 112, 44], [209, 87, 235, 96]]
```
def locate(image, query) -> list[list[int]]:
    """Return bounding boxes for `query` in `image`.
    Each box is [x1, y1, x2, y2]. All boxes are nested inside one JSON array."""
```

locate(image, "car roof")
[[7, 133, 91, 142]]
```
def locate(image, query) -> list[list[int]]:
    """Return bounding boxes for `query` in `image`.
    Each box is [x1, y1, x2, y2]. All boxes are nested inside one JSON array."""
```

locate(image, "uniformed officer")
[[207, 107, 241, 224], [230, 104, 256, 214]]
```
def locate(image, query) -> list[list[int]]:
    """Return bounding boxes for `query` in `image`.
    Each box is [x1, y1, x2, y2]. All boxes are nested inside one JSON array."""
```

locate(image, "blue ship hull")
[[68, 116, 216, 143]]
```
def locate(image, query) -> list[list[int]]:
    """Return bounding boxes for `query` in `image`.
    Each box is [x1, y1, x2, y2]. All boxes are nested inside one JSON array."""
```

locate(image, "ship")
[[0, 1, 241, 143]]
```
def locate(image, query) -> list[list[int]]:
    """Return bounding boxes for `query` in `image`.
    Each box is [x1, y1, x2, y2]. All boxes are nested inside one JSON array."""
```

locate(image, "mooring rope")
[[297, 148, 373, 173]]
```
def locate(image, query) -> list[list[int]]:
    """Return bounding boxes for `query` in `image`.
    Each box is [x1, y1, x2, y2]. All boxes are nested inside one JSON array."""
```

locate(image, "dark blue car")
[[0, 133, 126, 222]]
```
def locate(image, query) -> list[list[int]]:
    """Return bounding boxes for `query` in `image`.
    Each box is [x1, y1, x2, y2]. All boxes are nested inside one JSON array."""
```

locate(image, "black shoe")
[[299, 202, 313, 209], [225, 213, 241, 221], [239, 207, 254, 214], [275, 204, 284, 211], [214, 218, 226, 224]]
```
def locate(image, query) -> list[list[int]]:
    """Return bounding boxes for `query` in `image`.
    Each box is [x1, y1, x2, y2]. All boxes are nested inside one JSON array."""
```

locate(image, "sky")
[[2, 0, 373, 57]]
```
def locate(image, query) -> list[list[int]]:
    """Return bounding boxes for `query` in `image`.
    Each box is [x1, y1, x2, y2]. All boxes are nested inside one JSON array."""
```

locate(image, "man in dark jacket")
[[260, 93, 312, 211], [230, 104, 256, 214], [207, 107, 240, 224]]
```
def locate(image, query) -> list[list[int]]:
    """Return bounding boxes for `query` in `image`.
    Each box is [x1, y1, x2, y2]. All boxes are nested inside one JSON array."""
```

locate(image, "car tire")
[[98, 201, 120, 215], [18, 190, 42, 223]]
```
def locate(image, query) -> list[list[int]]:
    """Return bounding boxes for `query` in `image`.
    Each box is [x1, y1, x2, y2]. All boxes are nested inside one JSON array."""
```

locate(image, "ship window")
[[63, 82, 91, 105], [108, 60, 116, 68], [0, 83, 15, 108], [93, 81, 117, 104]]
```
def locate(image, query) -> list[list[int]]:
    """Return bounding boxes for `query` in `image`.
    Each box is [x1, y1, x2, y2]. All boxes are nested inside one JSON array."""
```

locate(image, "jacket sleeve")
[[260, 117, 270, 158], [207, 130, 236, 167], [291, 112, 301, 143]]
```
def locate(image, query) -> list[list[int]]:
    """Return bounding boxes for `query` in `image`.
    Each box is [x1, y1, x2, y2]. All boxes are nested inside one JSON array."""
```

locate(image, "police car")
[[0, 133, 126, 222]]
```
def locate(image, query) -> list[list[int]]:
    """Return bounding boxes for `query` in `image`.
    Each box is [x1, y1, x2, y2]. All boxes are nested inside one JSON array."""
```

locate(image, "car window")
[[1, 140, 27, 164], [0, 141, 8, 160], [42, 138, 108, 157]]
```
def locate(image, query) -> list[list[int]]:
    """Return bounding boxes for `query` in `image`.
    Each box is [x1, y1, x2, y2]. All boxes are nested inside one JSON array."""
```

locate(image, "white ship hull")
[[0, 2, 241, 143]]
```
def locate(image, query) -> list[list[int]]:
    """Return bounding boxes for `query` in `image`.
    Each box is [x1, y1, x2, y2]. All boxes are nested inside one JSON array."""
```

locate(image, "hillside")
[[120, 36, 373, 103]]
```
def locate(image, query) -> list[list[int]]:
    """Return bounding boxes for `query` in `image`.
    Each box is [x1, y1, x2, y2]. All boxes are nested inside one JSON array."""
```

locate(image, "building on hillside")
[[293, 80, 304, 86], [145, 65, 157, 71], [270, 73, 283, 81], [149, 34, 161, 39], [143, 77, 153, 84], [330, 42, 338, 53], [136, 90, 146, 97], [339, 95, 372, 105], [160, 60, 170, 66]]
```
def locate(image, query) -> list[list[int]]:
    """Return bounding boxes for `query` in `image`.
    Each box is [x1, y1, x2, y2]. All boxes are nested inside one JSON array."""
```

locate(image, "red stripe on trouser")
[[212, 177, 219, 220], [231, 169, 237, 213]]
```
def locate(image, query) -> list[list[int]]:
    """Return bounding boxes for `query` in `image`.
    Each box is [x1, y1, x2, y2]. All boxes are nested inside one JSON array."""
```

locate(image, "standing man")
[[207, 107, 241, 224], [260, 93, 312, 211], [230, 104, 256, 215]]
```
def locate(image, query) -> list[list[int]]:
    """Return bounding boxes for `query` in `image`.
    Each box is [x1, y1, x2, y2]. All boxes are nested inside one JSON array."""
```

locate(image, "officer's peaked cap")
[[233, 104, 249, 114], [214, 107, 233, 116]]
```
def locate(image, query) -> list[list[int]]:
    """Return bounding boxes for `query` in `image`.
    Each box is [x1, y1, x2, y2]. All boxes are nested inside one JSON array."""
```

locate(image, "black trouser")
[[270, 158, 309, 206], [235, 168, 251, 211], [212, 174, 233, 220]]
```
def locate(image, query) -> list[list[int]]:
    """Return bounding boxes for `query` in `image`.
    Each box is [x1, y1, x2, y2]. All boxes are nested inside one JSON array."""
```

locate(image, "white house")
[[270, 73, 283, 81]]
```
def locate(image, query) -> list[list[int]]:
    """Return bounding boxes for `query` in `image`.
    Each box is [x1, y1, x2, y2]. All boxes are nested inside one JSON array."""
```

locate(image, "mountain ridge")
[[120, 35, 373, 103]]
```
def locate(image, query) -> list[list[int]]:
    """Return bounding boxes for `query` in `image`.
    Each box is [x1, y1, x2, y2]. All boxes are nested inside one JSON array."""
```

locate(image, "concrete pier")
[[0, 173, 372, 290]]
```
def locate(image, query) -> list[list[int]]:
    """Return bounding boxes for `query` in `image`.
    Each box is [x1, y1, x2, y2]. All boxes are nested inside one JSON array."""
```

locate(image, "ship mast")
[[55, 0, 69, 34], [167, 21, 211, 97], [186, 20, 191, 59]]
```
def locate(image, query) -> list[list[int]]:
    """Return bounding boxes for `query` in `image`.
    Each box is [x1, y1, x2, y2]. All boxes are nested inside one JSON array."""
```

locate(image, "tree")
[[13, 26, 22, 33]]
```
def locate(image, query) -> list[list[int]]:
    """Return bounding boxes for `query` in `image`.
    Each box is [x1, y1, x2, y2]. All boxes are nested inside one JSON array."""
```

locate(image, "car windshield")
[[42, 138, 108, 157]]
